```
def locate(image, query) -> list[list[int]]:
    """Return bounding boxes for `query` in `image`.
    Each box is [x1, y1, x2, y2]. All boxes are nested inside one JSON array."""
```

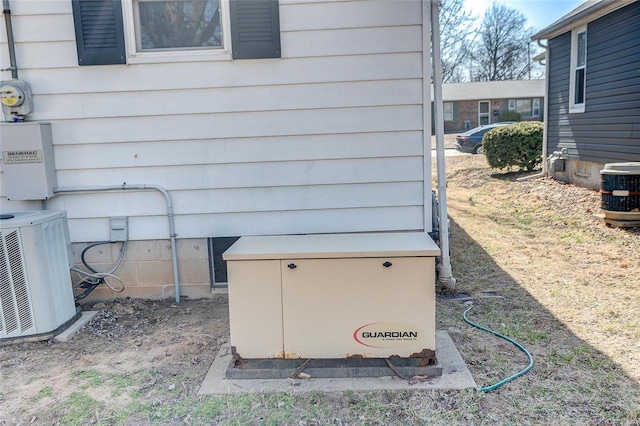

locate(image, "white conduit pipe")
[[518, 39, 550, 182], [54, 184, 181, 303], [430, 0, 456, 289], [2, 0, 19, 79]]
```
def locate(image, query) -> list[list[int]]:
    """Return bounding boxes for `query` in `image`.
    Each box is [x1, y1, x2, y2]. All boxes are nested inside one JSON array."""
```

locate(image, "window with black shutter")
[[230, 0, 281, 59], [72, 0, 281, 63], [72, 0, 126, 66]]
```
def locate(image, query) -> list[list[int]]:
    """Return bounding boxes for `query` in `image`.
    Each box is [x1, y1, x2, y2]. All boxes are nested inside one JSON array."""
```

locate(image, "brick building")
[[436, 80, 545, 133]]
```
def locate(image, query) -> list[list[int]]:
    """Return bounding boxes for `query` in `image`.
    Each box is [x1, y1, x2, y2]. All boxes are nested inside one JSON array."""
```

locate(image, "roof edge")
[[532, 0, 636, 40]]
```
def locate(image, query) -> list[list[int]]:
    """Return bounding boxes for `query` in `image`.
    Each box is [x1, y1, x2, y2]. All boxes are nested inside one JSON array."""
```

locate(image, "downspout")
[[430, 0, 456, 289], [518, 39, 550, 182], [54, 184, 182, 303], [423, 0, 433, 238], [2, 0, 18, 78]]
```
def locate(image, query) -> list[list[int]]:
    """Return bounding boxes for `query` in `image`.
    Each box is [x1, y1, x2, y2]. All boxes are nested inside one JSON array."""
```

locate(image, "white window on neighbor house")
[[479, 101, 490, 125], [507, 98, 542, 117], [570, 26, 587, 113], [124, 0, 232, 62], [532, 98, 541, 116], [516, 99, 532, 116], [444, 102, 454, 121]]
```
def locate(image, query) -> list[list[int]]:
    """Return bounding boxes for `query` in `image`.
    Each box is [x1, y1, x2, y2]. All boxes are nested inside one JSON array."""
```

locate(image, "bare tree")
[[138, 0, 221, 50], [470, 2, 535, 81], [439, 0, 477, 83]]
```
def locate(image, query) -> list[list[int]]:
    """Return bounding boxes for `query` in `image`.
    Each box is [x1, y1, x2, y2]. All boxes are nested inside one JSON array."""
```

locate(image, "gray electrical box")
[[0, 122, 57, 200], [110, 216, 129, 242]]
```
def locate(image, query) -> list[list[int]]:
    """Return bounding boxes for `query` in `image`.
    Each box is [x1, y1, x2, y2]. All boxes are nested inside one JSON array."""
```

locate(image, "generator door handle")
[[287, 263, 297, 269], [383, 261, 392, 268]]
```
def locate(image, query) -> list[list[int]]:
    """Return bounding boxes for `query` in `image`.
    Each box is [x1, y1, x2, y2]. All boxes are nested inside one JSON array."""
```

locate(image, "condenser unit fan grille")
[[0, 229, 35, 336]]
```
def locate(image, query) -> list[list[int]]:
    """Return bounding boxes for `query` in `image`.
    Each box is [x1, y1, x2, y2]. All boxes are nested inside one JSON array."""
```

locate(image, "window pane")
[[444, 102, 453, 121], [575, 68, 585, 104], [479, 116, 489, 125], [577, 31, 586, 67], [479, 102, 489, 114], [137, 0, 222, 50], [516, 99, 532, 116]]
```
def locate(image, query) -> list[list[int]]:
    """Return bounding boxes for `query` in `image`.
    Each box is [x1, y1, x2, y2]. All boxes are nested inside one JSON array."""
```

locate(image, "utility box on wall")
[[0, 122, 57, 200]]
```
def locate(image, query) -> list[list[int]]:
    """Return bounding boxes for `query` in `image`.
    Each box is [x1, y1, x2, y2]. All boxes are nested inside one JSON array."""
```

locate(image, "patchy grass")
[[58, 393, 100, 426]]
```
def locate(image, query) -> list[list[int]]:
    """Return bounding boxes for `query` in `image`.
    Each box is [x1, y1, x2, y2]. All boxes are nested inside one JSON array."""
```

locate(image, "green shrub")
[[499, 110, 522, 122], [483, 121, 544, 171]]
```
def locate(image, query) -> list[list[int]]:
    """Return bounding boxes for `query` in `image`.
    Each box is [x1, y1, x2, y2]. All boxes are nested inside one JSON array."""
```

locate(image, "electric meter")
[[1, 84, 25, 107], [1, 79, 33, 120]]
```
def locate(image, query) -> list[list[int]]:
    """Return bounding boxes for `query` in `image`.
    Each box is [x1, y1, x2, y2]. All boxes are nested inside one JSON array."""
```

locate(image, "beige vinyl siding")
[[0, 0, 429, 242]]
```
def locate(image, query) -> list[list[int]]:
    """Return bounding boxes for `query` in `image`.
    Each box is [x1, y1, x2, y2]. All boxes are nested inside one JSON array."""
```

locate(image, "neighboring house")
[[438, 80, 545, 133], [532, 0, 640, 190], [0, 0, 439, 300]]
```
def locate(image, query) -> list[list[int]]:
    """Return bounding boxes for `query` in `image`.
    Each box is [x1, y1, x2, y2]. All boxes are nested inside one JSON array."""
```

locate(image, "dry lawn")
[[0, 154, 638, 425]]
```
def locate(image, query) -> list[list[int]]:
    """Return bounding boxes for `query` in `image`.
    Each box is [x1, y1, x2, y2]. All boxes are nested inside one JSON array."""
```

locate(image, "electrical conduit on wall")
[[2, 0, 19, 79], [54, 184, 181, 303]]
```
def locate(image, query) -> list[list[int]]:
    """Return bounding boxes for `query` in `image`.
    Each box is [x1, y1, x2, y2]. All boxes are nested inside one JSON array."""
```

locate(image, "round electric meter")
[[0, 84, 25, 107]]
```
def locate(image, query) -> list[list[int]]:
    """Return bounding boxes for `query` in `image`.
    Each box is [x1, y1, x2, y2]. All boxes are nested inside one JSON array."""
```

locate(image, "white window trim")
[[478, 100, 490, 125], [516, 99, 534, 116], [569, 26, 587, 113], [444, 102, 454, 121], [508, 99, 515, 111], [121, 0, 232, 64], [533, 98, 540, 116]]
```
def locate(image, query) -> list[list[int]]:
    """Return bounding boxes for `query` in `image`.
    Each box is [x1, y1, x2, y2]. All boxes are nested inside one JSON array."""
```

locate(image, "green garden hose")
[[463, 306, 534, 392]]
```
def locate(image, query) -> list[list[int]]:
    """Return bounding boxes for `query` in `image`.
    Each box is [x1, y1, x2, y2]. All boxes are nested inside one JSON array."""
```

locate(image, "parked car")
[[455, 122, 515, 154]]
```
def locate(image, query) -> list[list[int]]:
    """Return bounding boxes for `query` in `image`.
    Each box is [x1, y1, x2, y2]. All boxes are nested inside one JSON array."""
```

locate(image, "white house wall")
[[0, 0, 430, 243]]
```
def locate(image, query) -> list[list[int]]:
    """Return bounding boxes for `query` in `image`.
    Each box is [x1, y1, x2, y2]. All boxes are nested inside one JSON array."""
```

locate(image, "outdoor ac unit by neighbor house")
[[0, 211, 78, 340]]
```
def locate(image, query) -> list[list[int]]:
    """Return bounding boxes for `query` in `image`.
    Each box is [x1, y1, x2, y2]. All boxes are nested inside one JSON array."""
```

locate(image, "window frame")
[[508, 98, 541, 117], [121, 0, 233, 64], [569, 26, 587, 113], [532, 98, 540, 116], [478, 101, 490, 125], [443, 101, 454, 121], [515, 99, 532, 116]]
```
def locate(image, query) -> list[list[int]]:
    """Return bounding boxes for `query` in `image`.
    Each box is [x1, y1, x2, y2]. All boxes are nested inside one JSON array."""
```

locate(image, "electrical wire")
[[72, 268, 125, 292], [73, 241, 127, 300], [463, 305, 534, 392]]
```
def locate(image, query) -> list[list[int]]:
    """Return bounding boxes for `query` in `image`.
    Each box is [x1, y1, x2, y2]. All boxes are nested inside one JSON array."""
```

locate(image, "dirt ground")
[[1, 154, 639, 425], [0, 297, 229, 424]]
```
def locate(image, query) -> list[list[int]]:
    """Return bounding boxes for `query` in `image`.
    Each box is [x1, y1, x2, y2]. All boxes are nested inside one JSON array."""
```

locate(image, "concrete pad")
[[54, 311, 98, 342], [198, 331, 476, 394]]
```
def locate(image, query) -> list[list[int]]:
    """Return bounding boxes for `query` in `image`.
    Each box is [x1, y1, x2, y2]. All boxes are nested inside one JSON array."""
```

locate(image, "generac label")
[[3, 150, 43, 165], [353, 322, 424, 348]]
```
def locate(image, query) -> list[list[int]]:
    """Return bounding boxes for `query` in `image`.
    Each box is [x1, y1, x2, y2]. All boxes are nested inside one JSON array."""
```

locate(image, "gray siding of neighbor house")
[[547, 1, 640, 163]]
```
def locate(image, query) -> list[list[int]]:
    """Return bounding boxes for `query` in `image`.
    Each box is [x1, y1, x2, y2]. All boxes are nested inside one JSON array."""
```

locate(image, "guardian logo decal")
[[353, 322, 424, 348]]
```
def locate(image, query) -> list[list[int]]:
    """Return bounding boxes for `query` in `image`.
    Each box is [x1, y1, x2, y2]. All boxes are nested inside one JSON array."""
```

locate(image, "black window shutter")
[[72, 0, 126, 66], [230, 0, 281, 59]]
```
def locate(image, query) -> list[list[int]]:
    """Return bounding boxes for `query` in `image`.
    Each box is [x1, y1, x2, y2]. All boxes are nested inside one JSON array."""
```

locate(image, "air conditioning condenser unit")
[[0, 211, 78, 340]]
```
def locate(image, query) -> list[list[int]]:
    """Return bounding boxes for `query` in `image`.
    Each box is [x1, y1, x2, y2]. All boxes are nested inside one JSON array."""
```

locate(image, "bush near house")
[[483, 121, 543, 171], [498, 110, 522, 122]]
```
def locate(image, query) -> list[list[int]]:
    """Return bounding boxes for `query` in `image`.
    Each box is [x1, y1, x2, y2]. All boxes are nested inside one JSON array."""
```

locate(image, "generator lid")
[[223, 232, 441, 260], [601, 162, 640, 175]]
